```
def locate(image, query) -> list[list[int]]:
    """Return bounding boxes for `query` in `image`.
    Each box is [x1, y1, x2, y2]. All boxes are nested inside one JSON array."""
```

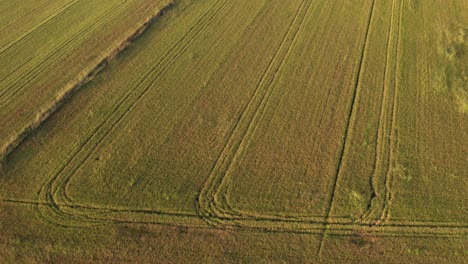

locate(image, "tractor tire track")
[[378, 0, 405, 224], [32, 0, 231, 226], [360, 0, 399, 224], [54, 0, 230, 210], [1, 198, 466, 237], [2, 0, 463, 240], [212, 0, 318, 218], [214, 53, 339, 222], [196, 0, 315, 224], [317, 0, 377, 256]]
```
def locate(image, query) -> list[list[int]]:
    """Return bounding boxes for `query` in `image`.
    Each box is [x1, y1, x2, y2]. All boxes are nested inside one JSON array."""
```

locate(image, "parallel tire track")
[[1, 196, 466, 236], [378, 0, 405, 224], [33, 0, 231, 226], [317, 0, 377, 256], [361, 0, 403, 226], [196, 0, 315, 224], [360, 0, 399, 224], [212, 0, 319, 219], [55, 0, 231, 212], [1, 0, 464, 241]]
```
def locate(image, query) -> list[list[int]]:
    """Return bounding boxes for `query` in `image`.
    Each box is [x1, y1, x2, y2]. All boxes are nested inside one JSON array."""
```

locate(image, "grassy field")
[[0, 0, 466, 262], [0, 0, 173, 159]]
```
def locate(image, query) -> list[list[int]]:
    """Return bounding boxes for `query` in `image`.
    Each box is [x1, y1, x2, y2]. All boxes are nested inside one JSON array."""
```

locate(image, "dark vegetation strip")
[[0, 0, 176, 163]]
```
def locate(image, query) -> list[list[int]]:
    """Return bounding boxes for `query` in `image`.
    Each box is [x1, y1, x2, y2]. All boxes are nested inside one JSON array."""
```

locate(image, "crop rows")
[[0, 0, 133, 107], [0, 0, 79, 53], [0, 0, 174, 159], [35, 0, 234, 227], [0, 0, 466, 259], [4, 0, 464, 236]]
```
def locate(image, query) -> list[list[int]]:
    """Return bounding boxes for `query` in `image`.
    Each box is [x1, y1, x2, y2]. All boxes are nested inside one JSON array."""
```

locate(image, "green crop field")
[[0, 0, 466, 262]]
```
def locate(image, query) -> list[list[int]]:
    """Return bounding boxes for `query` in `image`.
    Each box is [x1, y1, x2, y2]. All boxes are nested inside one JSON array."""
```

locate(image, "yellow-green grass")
[[1, 0, 308, 225], [0, 0, 77, 49], [1, 202, 467, 263], [386, 0, 467, 222], [0, 0, 173, 159], [327, 0, 467, 232], [204, 0, 373, 219], [0, 0, 467, 262]]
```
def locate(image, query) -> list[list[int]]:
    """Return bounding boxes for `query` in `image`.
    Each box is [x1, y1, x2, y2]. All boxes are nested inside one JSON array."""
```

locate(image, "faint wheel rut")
[[1, 0, 465, 240], [359, 0, 400, 225], [196, 0, 317, 226], [30, 0, 232, 226], [317, 0, 378, 256]]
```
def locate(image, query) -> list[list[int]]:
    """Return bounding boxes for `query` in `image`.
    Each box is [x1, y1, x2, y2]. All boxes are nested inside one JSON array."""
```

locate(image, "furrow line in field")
[[318, 0, 377, 256], [31, 0, 229, 226], [0, 0, 132, 104], [360, 0, 398, 224], [0, 0, 81, 55], [196, 0, 314, 223]]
